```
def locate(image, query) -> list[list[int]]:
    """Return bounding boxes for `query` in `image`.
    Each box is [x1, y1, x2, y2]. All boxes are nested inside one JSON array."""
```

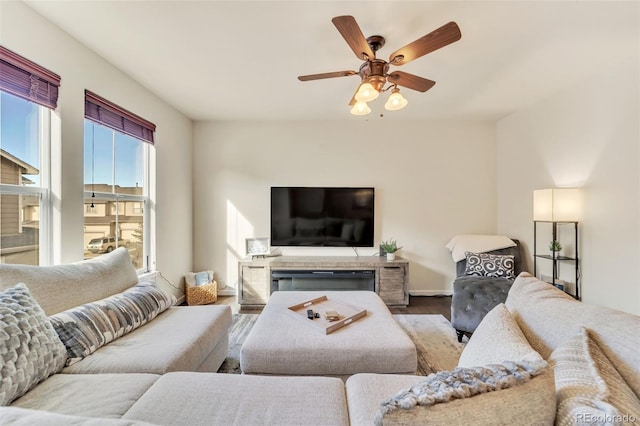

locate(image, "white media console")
[[238, 256, 409, 307]]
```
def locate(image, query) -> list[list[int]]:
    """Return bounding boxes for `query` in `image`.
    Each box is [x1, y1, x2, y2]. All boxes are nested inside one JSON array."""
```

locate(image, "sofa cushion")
[[0, 406, 158, 425], [11, 373, 159, 419], [506, 272, 640, 397], [346, 369, 555, 426], [61, 305, 232, 374], [0, 248, 138, 315], [123, 372, 350, 426], [464, 252, 515, 279], [49, 282, 176, 365], [457, 303, 544, 368], [0, 284, 67, 405], [549, 327, 640, 424]]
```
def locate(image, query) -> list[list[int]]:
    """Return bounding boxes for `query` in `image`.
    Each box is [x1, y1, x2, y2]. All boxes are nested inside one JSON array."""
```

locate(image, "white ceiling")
[[23, 1, 639, 122]]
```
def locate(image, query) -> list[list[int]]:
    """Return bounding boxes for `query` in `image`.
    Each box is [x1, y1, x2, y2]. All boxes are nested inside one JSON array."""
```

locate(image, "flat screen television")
[[270, 187, 374, 247]]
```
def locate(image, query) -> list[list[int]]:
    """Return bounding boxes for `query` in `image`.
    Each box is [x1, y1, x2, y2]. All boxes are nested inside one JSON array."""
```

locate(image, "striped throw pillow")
[[49, 282, 175, 366]]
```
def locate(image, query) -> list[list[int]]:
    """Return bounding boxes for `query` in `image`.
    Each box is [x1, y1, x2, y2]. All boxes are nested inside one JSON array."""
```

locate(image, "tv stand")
[[238, 256, 409, 307]]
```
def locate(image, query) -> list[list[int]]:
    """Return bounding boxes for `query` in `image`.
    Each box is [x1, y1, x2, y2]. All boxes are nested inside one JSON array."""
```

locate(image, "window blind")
[[85, 90, 156, 144], [0, 46, 61, 109]]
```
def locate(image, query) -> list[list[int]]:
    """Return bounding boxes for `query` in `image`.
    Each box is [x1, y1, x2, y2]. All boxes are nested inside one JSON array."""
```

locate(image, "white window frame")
[[0, 104, 52, 265], [83, 122, 151, 272]]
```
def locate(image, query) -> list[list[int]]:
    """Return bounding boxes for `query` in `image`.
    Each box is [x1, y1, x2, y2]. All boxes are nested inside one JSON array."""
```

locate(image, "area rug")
[[217, 314, 467, 375]]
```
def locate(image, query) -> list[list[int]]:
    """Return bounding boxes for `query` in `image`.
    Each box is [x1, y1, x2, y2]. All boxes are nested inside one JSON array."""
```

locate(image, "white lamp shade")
[[533, 188, 582, 221], [350, 100, 371, 116], [354, 82, 379, 102]]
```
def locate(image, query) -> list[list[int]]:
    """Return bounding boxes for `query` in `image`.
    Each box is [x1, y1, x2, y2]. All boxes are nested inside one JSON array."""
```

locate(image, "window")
[[83, 90, 155, 271], [0, 47, 60, 266]]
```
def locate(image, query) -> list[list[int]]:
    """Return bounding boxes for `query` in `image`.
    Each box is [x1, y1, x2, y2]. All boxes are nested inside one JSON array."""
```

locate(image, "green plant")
[[380, 239, 402, 254], [549, 240, 563, 252]]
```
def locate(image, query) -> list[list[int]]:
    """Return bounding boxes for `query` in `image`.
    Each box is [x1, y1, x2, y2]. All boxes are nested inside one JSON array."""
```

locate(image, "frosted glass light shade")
[[355, 82, 379, 102], [384, 88, 408, 111], [350, 100, 371, 116], [533, 188, 582, 221]]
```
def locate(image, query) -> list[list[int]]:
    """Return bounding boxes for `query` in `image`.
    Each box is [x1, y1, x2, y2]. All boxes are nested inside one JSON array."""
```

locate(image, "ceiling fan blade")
[[388, 21, 461, 66], [298, 70, 357, 81], [387, 71, 436, 92], [332, 15, 375, 60]]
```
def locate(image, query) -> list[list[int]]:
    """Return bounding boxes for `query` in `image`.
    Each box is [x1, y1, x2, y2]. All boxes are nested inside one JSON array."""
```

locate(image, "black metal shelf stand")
[[533, 221, 580, 300]]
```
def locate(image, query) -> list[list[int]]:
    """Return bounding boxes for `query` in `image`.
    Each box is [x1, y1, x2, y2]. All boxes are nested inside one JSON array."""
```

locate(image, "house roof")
[[23, 1, 639, 122], [1, 149, 39, 175]]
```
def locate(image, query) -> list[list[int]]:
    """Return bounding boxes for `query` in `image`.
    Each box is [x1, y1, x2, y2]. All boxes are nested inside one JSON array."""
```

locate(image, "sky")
[[1, 92, 40, 185], [1, 91, 144, 190], [83, 120, 144, 190]]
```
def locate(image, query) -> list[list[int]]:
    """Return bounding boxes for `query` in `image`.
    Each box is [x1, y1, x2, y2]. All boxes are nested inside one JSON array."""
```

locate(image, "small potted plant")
[[380, 239, 402, 261], [549, 240, 563, 253]]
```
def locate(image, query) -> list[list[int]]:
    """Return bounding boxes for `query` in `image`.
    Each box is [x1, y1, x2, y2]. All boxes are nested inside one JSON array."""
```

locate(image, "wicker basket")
[[185, 280, 218, 306]]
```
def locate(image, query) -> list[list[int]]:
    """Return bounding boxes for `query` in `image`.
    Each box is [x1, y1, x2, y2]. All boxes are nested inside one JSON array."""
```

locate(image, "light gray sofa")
[[0, 249, 350, 425], [0, 248, 233, 375], [345, 272, 640, 425], [0, 248, 231, 420], [2, 257, 639, 425]]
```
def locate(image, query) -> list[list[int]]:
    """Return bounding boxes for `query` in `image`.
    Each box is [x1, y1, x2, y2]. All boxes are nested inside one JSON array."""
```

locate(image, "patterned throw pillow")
[[549, 327, 640, 425], [464, 252, 515, 279], [49, 282, 176, 366], [0, 284, 68, 405]]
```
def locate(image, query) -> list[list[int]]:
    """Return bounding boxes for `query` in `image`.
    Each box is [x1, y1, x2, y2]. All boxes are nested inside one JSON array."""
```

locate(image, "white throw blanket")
[[446, 235, 516, 262]]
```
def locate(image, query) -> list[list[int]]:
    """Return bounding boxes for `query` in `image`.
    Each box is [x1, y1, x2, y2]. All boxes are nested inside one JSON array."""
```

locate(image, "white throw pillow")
[[458, 303, 544, 368]]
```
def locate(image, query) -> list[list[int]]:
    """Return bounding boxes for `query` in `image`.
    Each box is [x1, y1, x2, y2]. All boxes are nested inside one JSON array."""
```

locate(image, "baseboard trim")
[[218, 288, 237, 297], [409, 290, 452, 297]]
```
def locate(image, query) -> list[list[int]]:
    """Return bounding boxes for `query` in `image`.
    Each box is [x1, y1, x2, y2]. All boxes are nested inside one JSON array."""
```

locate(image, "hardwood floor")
[[389, 295, 452, 320], [218, 295, 452, 320]]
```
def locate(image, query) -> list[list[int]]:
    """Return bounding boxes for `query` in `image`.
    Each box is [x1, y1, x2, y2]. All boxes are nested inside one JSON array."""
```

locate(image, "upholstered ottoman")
[[240, 291, 417, 376]]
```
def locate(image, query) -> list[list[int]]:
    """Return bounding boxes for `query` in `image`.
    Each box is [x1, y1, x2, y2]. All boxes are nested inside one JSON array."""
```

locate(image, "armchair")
[[450, 239, 524, 342]]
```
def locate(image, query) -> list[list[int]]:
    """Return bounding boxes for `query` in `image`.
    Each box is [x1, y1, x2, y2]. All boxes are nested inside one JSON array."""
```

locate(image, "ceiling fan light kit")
[[298, 15, 461, 116], [355, 82, 379, 102], [384, 88, 408, 111], [350, 100, 372, 116]]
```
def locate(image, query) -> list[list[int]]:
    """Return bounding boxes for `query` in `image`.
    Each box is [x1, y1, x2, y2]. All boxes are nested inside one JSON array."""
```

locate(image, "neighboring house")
[[1, 150, 142, 263], [0, 149, 39, 262], [82, 183, 143, 259]]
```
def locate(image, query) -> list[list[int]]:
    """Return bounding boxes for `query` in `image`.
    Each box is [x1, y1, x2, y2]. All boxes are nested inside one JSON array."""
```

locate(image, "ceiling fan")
[[298, 16, 462, 115]]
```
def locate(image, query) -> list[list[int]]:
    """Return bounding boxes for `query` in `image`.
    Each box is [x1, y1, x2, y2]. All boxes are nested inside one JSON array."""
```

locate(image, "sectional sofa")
[[1, 249, 639, 425]]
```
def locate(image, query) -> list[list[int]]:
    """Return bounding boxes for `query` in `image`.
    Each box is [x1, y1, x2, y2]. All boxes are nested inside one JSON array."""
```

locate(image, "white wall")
[[497, 60, 640, 315], [1, 2, 193, 298], [193, 119, 496, 295]]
